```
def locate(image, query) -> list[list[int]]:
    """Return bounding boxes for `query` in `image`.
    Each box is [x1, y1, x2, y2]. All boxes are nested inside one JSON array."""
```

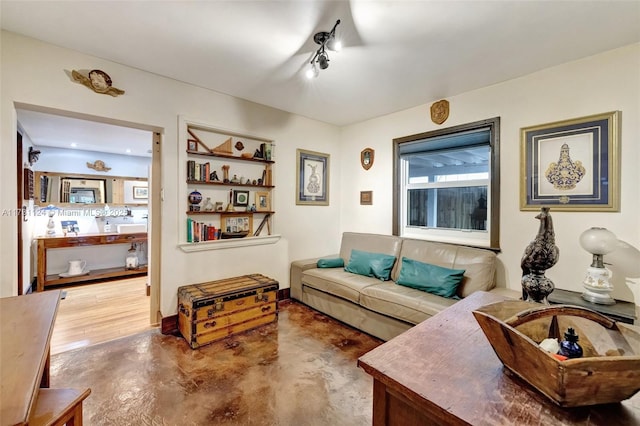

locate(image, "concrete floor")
[[50, 301, 383, 425]]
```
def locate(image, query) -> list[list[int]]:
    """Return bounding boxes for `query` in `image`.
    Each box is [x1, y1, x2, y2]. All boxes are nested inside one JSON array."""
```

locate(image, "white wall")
[[3, 31, 638, 313], [340, 43, 640, 306], [1, 31, 342, 315]]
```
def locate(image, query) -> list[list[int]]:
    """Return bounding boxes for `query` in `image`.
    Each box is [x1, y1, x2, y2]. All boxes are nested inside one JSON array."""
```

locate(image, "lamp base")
[[582, 266, 615, 305], [581, 289, 616, 305]]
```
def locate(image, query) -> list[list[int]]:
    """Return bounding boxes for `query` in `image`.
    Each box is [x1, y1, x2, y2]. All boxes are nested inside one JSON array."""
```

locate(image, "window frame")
[[392, 117, 501, 250]]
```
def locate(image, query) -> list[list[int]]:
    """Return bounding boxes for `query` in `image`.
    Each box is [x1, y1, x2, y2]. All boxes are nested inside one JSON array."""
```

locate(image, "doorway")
[[15, 103, 162, 351]]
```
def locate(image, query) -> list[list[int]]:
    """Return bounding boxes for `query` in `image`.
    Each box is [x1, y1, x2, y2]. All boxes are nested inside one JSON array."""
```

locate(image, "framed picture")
[[520, 111, 620, 211], [360, 191, 373, 205], [187, 139, 197, 151], [133, 186, 148, 199], [256, 191, 270, 212], [233, 190, 249, 207], [296, 149, 330, 205], [221, 213, 253, 234]]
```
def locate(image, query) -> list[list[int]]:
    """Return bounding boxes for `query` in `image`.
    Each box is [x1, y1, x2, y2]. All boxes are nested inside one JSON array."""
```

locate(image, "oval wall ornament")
[[361, 148, 374, 170], [430, 99, 449, 125]]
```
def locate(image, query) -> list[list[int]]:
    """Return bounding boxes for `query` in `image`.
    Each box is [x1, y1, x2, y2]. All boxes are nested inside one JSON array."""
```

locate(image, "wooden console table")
[[36, 232, 147, 291], [0, 291, 91, 425], [358, 291, 640, 425]]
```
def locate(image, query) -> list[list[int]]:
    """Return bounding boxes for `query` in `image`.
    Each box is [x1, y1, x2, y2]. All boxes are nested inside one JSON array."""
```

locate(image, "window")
[[393, 118, 500, 250]]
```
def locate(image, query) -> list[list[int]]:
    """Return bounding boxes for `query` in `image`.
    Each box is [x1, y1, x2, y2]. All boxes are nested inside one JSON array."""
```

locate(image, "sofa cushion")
[[317, 257, 344, 268], [339, 232, 402, 265], [360, 282, 457, 325], [301, 268, 381, 303], [394, 238, 497, 298], [345, 249, 396, 281], [396, 257, 465, 298]]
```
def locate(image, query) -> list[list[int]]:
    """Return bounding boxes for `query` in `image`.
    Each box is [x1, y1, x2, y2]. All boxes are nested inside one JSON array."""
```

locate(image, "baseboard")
[[161, 288, 291, 335]]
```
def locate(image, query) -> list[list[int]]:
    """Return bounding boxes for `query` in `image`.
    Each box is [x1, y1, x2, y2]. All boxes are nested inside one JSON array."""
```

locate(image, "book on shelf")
[[187, 218, 221, 243], [187, 160, 212, 182]]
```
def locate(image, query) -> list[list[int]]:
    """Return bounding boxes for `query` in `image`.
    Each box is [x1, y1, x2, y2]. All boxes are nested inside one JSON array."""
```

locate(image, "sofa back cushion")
[[345, 249, 397, 281], [339, 232, 403, 265], [394, 238, 496, 298]]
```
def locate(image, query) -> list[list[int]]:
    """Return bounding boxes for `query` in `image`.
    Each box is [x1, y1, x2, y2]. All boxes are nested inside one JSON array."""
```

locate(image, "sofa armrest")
[[290, 255, 339, 300]]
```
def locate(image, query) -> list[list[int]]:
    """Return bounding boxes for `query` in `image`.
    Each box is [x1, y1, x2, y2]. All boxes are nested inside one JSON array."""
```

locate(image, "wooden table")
[[1, 291, 90, 425], [358, 291, 640, 425], [36, 232, 147, 291]]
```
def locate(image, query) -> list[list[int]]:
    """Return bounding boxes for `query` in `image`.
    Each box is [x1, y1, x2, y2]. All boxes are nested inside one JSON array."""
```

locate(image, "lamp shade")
[[579, 227, 618, 255]]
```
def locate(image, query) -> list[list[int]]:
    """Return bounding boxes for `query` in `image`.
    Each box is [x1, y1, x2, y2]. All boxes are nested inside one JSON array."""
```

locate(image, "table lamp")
[[579, 227, 618, 305]]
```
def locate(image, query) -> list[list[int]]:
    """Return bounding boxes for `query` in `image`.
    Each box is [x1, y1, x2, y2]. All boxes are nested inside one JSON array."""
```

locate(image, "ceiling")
[[3, 1, 640, 153]]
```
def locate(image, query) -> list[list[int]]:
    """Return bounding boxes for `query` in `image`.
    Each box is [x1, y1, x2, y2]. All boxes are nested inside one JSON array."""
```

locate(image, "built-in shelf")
[[186, 179, 274, 189], [186, 210, 274, 216], [178, 234, 281, 252], [186, 150, 274, 164]]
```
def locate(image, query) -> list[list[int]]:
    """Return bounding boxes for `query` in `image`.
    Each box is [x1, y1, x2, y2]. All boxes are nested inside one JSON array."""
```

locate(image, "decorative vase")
[[188, 189, 202, 211], [203, 197, 214, 211]]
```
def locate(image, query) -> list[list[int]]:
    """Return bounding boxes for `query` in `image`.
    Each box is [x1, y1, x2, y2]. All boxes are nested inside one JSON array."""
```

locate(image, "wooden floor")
[[50, 276, 156, 355]]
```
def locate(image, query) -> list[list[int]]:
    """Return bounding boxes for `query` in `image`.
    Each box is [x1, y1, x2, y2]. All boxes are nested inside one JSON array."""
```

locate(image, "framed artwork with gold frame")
[[256, 191, 270, 212], [520, 111, 620, 211]]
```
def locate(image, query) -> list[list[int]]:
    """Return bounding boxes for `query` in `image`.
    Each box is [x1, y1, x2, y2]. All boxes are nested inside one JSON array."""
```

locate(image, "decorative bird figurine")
[[521, 207, 559, 302]]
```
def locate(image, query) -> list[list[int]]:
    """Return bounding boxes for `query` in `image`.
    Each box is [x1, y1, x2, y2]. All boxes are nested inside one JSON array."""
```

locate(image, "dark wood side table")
[[357, 291, 640, 426], [548, 288, 637, 324]]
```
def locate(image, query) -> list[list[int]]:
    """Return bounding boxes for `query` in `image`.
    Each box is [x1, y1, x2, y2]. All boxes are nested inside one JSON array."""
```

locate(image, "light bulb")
[[305, 66, 317, 79]]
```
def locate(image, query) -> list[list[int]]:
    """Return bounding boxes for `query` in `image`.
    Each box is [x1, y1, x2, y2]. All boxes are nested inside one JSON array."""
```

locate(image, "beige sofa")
[[290, 232, 498, 341]]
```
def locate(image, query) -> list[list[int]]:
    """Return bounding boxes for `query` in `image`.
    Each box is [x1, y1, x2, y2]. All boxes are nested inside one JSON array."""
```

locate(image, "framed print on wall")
[[520, 111, 620, 211], [296, 149, 330, 205], [133, 186, 148, 199]]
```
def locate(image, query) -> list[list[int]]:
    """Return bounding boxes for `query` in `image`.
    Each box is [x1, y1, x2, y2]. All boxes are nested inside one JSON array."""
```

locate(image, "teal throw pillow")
[[317, 258, 344, 268], [396, 257, 466, 298], [345, 249, 396, 281]]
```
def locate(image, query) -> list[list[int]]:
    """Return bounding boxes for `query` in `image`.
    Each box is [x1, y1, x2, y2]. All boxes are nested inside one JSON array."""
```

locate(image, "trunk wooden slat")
[[178, 274, 278, 349]]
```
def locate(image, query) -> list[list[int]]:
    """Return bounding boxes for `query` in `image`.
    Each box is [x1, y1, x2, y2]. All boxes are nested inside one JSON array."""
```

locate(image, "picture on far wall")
[[133, 186, 148, 199], [296, 149, 330, 206], [520, 111, 620, 212]]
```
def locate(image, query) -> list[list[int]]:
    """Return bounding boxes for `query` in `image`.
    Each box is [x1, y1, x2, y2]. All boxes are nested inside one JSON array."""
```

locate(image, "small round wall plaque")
[[430, 99, 450, 125]]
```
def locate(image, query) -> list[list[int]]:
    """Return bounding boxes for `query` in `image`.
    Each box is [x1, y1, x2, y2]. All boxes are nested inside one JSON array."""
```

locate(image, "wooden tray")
[[473, 300, 640, 407]]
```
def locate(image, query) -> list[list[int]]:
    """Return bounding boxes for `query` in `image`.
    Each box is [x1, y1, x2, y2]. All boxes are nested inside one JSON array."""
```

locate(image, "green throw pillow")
[[396, 257, 465, 298], [344, 249, 396, 281], [317, 258, 344, 268]]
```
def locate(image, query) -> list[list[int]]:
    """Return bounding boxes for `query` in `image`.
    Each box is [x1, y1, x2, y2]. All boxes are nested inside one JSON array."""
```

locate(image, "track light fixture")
[[306, 19, 341, 79]]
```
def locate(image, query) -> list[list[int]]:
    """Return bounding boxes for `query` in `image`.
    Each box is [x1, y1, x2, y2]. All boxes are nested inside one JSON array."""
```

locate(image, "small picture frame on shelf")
[[233, 190, 249, 207], [221, 213, 253, 235], [256, 191, 270, 212], [187, 139, 198, 151]]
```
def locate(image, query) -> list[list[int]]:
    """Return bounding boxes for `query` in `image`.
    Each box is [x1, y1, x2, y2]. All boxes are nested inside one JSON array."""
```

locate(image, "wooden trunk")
[[177, 274, 278, 349]]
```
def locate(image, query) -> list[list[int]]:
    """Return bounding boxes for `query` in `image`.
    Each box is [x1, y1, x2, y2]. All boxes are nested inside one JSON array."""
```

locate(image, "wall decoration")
[[296, 149, 330, 205], [86, 160, 111, 172], [71, 69, 125, 97], [28, 147, 41, 166], [133, 186, 149, 199], [430, 99, 449, 125], [233, 190, 249, 207], [256, 191, 270, 212], [360, 190, 373, 205], [221, 213, 253, 235], [23, 169, 34, 200], [520, 111, 620, 211], [361, 148, 374, 170], [187, 139, 197, 151]]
